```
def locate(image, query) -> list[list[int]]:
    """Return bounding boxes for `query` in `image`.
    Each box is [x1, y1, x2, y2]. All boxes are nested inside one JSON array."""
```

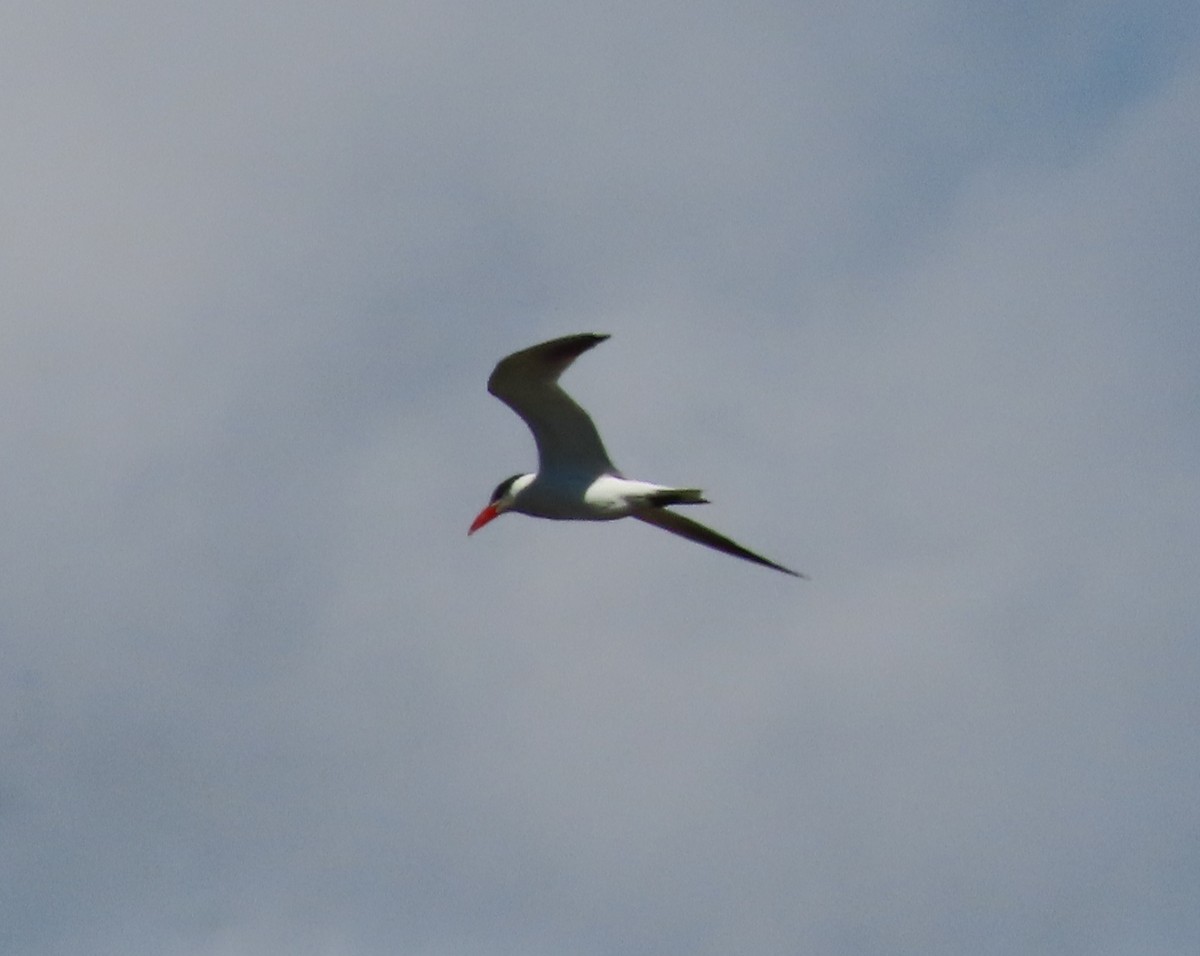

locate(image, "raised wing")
[[488, 333, 618, 477], [634, 507, 804, 577]]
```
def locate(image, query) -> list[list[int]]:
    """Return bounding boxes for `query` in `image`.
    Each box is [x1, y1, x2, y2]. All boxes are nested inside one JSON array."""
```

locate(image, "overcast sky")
[[3, 2, 1199, 954]]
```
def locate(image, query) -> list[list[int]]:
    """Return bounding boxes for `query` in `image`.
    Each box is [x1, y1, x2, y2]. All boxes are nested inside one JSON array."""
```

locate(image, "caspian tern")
[[469, 333, 804, 577]]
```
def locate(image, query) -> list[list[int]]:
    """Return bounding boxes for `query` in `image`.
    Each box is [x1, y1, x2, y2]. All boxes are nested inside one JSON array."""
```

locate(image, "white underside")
[[511, 473, 677, 521]]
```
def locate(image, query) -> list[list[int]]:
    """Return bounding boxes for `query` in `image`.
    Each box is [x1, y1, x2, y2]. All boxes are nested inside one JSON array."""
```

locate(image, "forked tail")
[[645, 487, 709, 507]]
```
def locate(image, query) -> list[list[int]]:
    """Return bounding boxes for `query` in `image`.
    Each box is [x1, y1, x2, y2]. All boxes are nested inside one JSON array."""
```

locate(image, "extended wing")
[[634, 507, 804, 577], [487, 333, 617, 477]]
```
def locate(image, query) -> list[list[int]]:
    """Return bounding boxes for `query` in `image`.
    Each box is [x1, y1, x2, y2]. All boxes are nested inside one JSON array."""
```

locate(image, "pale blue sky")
[[2, 3, 1198, 954]]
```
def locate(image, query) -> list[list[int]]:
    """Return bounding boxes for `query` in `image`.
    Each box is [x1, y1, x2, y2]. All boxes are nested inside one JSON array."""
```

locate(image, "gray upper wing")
[[487, 333, 618, 477]]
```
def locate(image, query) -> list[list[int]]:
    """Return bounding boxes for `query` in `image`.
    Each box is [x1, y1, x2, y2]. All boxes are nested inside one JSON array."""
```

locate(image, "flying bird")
[[469, 333, 804, 577]]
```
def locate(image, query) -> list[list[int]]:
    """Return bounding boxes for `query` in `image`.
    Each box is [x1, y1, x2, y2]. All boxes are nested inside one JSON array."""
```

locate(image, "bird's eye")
[[491, 474, 521, 502]]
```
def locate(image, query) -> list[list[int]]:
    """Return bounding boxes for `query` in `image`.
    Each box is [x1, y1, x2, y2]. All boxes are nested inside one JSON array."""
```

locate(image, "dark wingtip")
[[579, 332, 610, 349], [544, 333, 609, 362], [761, 558, 806, 578]]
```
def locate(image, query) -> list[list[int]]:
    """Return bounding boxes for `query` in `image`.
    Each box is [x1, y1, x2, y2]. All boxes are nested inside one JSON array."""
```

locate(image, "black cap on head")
[[490, 474, 523, 503]]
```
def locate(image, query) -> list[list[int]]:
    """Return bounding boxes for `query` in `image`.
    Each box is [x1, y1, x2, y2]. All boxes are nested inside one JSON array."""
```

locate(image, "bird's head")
[[468, 473, 531, 534]]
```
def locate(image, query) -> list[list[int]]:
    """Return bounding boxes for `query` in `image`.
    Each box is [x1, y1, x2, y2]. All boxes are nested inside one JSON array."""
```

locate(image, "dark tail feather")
[[646, 488, 709, 507]]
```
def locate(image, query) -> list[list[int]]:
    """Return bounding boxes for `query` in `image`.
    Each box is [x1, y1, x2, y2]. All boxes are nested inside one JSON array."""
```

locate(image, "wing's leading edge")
[[487, 333, 616, 477], [634, 507, 804, 578]]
